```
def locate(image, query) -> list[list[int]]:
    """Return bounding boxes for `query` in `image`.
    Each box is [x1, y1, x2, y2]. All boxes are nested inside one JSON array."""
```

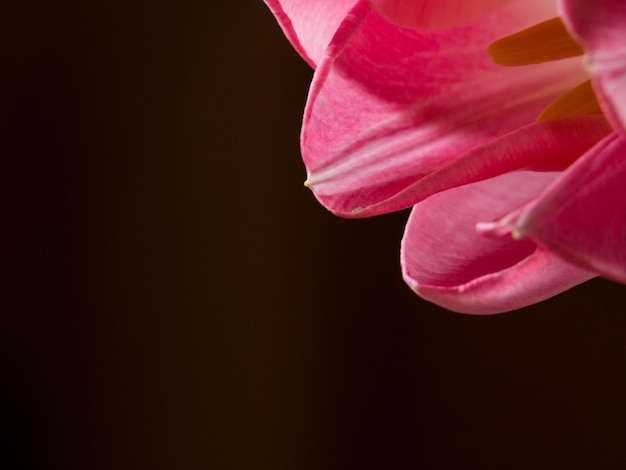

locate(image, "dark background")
[[2, 2, 626, 469]]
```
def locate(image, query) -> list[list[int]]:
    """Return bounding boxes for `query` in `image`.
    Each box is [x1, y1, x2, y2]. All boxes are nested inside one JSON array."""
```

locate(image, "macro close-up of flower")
[[264, 0, 626, 314], [7, 2, 626, 468]]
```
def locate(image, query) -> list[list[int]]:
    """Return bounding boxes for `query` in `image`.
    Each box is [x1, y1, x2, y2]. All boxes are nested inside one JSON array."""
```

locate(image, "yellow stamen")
[[538, 80, 603, 121], [488, 17, 584, 66]]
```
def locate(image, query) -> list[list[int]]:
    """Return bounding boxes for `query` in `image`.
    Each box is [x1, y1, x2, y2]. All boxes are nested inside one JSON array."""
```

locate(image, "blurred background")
[[2, 2, 626, 469]]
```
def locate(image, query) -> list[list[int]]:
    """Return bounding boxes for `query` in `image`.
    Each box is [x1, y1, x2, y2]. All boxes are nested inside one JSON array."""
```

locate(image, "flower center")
[[488, 17, 603, 121], [488, 17, 583, 66]]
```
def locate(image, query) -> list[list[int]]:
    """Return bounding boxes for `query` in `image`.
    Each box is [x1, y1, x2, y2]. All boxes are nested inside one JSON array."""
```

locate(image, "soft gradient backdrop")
[[2, 2, 626, 469]]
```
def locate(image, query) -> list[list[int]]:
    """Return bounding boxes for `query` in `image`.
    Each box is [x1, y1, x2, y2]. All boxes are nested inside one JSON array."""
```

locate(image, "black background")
[[2, 2, 626, 469]]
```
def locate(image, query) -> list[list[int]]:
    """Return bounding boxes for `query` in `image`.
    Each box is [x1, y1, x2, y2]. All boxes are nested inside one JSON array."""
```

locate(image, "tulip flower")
[[264, 0, 626, 313]]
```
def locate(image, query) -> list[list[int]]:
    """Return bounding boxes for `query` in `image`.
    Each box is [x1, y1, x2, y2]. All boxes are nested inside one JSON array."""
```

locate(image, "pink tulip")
[[264, 0, 626, 313]]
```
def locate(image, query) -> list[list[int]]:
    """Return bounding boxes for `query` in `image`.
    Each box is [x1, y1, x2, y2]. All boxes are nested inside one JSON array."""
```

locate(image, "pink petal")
[[358, 115, 612, 217], [304, 1, 586, 217], [510, 133, 626, 283], [400, 171, 596, 314], [559, 0, 626, 136], [367, 0, 518, 29], [263, 0, 358, 67]]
